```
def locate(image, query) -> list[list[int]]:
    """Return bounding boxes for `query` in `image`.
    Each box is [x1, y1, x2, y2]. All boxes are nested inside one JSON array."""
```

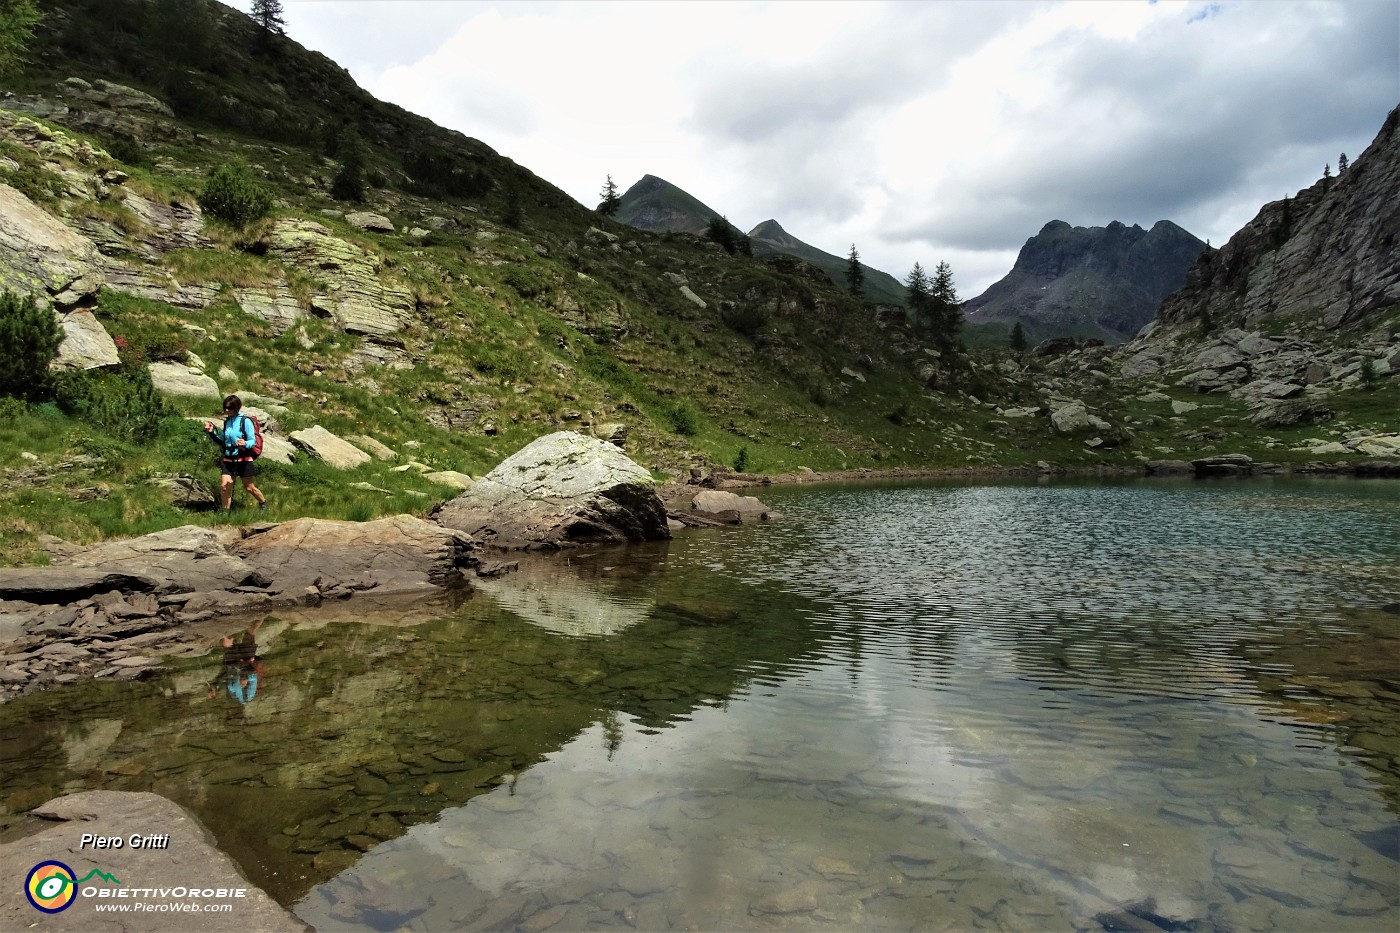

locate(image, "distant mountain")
[[1156, 106, 1400, 333], [964, 219, 1207, 343], [747, 220, 907, 308], [615, 177, 907, 307], [614, 174, 723, 236]]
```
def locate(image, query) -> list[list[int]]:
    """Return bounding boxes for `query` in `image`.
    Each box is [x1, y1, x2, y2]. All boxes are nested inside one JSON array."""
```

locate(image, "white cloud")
[[227, 0, 1397, 296]]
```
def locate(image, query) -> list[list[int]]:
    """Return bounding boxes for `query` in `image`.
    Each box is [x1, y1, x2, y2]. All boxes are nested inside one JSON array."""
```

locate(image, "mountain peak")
[[964, 218, 1207, 342]]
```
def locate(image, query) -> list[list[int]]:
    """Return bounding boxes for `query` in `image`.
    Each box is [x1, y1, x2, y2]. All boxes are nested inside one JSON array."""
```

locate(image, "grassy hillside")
[[0, 0, 1394, 566]]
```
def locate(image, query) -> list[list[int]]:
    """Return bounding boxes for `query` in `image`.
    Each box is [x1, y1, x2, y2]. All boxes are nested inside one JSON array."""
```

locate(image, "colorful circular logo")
[[25, 860, 77, 913]]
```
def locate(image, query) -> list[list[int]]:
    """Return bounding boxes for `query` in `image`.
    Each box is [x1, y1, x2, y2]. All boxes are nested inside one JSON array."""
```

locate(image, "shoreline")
[[3, 455, 1397, 704]]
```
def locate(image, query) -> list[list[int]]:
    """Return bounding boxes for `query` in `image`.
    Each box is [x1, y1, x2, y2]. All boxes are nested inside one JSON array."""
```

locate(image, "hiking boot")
[[258, 501, 269, 511]]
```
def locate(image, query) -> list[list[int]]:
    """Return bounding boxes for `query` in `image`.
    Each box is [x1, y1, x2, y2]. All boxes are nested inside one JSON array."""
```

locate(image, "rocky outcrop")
[[433, 431, 670, 550], [1157, 106, 1400, 333], [0, 791, 307, 933], [264, 220, 414, 336], [964, 219, 1207, 342], [0, 182, 104, 308], [232, 515, 477, 592]]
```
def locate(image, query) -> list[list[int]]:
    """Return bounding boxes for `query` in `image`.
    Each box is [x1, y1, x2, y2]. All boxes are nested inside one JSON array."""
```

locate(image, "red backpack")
[[239, 414, 264, 459]]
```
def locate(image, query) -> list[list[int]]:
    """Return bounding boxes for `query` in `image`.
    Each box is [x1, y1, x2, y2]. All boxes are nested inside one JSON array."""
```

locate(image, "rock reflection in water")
[[475, 550, 660, 637]]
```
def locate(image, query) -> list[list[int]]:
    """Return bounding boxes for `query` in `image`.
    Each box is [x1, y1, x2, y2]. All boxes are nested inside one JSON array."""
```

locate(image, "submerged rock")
[[433, 431, 669, 550]]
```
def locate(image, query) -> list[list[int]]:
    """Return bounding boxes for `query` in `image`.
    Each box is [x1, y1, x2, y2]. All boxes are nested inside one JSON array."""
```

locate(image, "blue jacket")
[[207, 413, 257, 461]]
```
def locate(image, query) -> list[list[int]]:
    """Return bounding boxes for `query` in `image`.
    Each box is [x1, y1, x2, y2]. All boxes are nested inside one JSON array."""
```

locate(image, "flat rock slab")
[[0, 791, 308, 932], [0, 567, 161, 603], [66, 526, 263, 593], [232, 514, 476, 591], [289, 425, 371, 469]]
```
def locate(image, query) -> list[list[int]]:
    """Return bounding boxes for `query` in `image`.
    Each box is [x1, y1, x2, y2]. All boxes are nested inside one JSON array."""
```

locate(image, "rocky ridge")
[[1157, 107, 1400, 333], [963, 219, 1208, 342]]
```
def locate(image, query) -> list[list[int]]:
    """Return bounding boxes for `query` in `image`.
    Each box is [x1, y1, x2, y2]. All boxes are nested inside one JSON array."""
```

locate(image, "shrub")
[[722, 302, 769, 339], [733, 445, 750, 472], [0, 290, 61, 399], [668, 401, 700, 436], [54, 367, 168, 443], [198, 160, 274, 227]]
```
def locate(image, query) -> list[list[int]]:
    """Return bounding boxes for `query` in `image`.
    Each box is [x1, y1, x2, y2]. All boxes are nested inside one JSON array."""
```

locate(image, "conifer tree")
[[1338, 153, 1349, 174], [846, 244, 865, 299], [905, 262, 931, 330], [331, 125, 367, 202], [1009, 321, 1027, 353], [251, 0, 287, 35], [597, 174, 620, 216], [930, 261, 962, 351], [0, 0, 41, 78], [0, 290, 62, 398], [707, 215, 738, 254]]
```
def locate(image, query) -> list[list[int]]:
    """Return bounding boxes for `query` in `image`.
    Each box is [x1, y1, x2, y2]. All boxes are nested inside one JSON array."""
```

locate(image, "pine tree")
[[845, 244, 865, 299], [1338, 153, 1349, 174], [0, 290, 62, 398], [331, 125, 366, 202], [1009, 321, 1027, 353], [905, 262, 931, 330], [597, 175, 620, 216], [251, 0, 286, 35], [707, 215, 738, 254], [0, 0, 41, 78], [930, 261, 962, 351]]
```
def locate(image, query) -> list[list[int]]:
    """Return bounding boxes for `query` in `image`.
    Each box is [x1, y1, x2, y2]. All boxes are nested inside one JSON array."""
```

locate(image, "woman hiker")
[[204, 394, 269, 512]]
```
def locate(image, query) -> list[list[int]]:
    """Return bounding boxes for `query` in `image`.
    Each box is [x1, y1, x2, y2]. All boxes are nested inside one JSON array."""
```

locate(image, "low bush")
[[0, 290, 62, 399], [54, 366, 168, 443], [198, 160, 274, 227], [669, 401, 701, 436]]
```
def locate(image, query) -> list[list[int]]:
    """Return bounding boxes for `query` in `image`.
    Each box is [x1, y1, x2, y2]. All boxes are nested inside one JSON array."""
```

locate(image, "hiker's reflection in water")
[[207, 619, 265, 705]]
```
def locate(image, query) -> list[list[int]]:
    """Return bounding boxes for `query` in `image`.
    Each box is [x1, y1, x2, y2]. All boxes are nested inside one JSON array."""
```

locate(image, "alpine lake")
[[2, 476, 1397, 932]]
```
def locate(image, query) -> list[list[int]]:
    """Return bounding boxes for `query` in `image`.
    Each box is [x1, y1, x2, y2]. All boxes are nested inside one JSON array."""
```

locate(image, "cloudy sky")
[[227, 0, 1397, 297]]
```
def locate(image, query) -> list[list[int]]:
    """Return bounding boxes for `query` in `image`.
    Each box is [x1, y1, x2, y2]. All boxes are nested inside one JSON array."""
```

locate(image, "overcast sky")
[[226, 0, 1398, 298]]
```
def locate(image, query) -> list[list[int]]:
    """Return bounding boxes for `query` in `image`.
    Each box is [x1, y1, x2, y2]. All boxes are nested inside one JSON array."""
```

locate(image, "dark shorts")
[[224, 639, 257, 663], [221, 459, 257, 477]]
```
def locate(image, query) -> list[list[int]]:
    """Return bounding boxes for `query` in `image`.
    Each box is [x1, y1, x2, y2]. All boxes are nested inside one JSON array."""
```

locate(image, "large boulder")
[[289, 425, 371, 469], [692, 489, 772, 523], [433, 431, 670, 549], [232, 515, 476, 591], [0, 183, 104, 307], [52, 309, 120, 370], [149, 361, 221, 398], [0, 791, 306, 933]]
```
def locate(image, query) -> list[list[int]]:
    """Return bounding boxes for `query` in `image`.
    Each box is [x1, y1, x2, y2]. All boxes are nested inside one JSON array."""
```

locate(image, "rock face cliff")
[[964, 219, 1207, 342], [1157, 107, 1400, 332]]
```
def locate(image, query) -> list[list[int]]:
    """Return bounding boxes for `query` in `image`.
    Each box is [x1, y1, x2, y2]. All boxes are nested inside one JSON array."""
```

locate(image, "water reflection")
[[206, 620, 267, 707], [1, 478, 1397, 931]]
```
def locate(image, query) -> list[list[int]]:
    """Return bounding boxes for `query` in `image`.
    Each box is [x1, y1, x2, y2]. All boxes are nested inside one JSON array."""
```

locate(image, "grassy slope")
[[0, 0, 1394, 565]]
